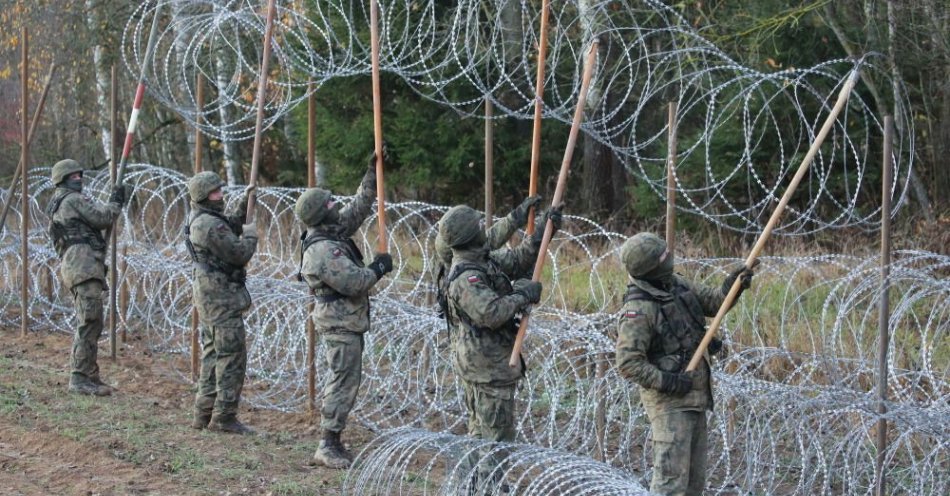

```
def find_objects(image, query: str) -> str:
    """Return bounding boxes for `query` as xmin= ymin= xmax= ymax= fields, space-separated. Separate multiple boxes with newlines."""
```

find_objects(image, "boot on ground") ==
xmin=207 ymin=415 xmax=256 ymax=435
xmin=89 ymin=376 xmax=117 ymax=395
xmin=68 ymin=376 xmax=111 ymax=397
xmin=191 ymin=410 xmax=212 ymax=430
xmin=313 ymin=429 xmax=351 ymax=469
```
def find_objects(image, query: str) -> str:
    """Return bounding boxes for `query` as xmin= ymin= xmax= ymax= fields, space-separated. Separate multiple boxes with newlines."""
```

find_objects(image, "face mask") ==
xmin=63 ymin=179 xmax=83 ymax=193
xmin=322 ymin=207 xmax=340 ymax=226
xmin=201 ymin=199 xmax=225 ymax=212
xmin=642 ymin=251 xmax=674 ymax=289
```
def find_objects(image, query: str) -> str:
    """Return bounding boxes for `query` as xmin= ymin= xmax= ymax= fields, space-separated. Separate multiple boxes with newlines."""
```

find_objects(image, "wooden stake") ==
xmin=509 ymin=42 xmax=598 ymax=367
xmin=244 ymin=0 xmax=278 ymax=221
xmin=665 ymin=101 xmax=678 ymax=250
xmin=306 ymin=78 xmax=317 ymax=419
xmin=685 ymin=68 xmax=862 ymax=372
xmin=191 ymin=72 xmax=205 ymax=382
xmin=369 ymin=0 xmax=388 ymax=252
xmin=874 ymin=115 xmax=894 ymax=496
xmin=526 ymin=0 xmax=551 ymax=236
xmin=110 ymin=64 xmax=118 ymax=360
xmin=20 ymin=26 xmax=29 ymax=338
xmin=485 ymin=97 xmax=494 ymax=227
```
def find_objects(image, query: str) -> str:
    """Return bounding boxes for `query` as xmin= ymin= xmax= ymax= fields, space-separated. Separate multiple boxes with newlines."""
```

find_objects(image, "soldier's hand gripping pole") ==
xmin=369 ymin=0 xmax=388 ymax=252
xmin=685 ymin=64 xmax=863 ymax=372
xmin=509 ymin=41 xmax=599 ymax=368
xmin=244 ymin=0 xmax=278 ymax=223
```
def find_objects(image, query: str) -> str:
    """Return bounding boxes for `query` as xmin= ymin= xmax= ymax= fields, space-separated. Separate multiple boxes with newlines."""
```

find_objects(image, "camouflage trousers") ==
xmin=647 ymin=410 xmax=708 ymax=496
xmin=320 ymin=331 xmax=363 ymax=433
xmin=461 ymin=381 xmax=516 ymax=493
xmin=70 ymin=280 xmax=104 ymax=383
xmin=194 ymin=318 xmax=247 ymax=419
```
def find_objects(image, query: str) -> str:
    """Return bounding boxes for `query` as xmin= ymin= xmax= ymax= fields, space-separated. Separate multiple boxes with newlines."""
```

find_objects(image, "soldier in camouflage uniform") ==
xmin=295 ymin=152 xmax=393 ymax=469
xmin=185 ymin=171 xmax=258 ymax=435
xmin=615 ymin=232 xmax=753 ymax=496
xmin=46 ymin=159 xmax=131 ymax=396
xmin=439 ymin=203 xmax=561 ymax=493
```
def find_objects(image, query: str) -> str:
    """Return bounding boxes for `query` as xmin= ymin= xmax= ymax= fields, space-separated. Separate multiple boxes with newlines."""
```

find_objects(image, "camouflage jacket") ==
xmin=47 ymin=187 xmax=120 ymax=290
xmin=615 ymin=275 xmax=725 ymax=414
xmin=188 ymin=199 xmax=256 ymax=324
xmin=446 ymin=239 xmax=538 ymax=386
xmin=300 ymin=175 xmax=377 ymax=334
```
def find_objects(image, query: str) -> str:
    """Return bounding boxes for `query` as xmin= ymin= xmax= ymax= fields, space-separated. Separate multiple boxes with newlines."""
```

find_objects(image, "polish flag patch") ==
xmin=332 ymin=248 xmax=343 ymax=257
xmin=625 ymin=311 xmax=643 ymax=319
xmin=467 ymin=275 xmax=481 ymax=283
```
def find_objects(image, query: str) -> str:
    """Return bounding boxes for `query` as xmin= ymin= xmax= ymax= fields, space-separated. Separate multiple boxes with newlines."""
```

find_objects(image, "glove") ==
xmin=109 ymin=185 xmax=127 ymax=207
xmin=236 ymin=184 xmax=255 ymax=211
xmin=242 ymin=223 xmax=258 ymax=239
xmin=369 ymin=253 xmax=393 ymax=280
xmin=531 ymin=204 xmax=563 ymax=245
xmin=658 ymin=372 xmax=693 ymax=397
xmin=510 ymin=195 xmax=542 ymax=226
xmin=366 ymin=142 xmax=391 ymax=170
xmin=722 ymin=265 xmax=754 ymax=297
xmin=708 ymin=337 xmax=725 ymax=357
xmin=512 ymin=279 xmax=542 ymax=304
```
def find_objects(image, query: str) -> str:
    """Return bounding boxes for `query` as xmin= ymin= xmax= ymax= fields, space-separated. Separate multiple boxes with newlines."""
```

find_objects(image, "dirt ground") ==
xmin=0 ymin=327 xmax=377 ymax=495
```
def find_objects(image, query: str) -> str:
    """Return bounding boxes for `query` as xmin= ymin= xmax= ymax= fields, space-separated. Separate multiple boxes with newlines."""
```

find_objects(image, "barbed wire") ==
xmin=0 ymin=165 xmax=946 ymax=494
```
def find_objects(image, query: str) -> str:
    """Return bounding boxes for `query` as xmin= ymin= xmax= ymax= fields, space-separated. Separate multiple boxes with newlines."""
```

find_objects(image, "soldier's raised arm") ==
xmin=493 ymin=206 xmax=563 ymax=279
xmin=338 ymin=151 xmax=379 ymax=238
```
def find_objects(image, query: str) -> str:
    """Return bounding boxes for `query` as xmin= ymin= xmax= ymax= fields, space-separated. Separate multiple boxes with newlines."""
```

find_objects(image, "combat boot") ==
xmin=207 ymin=414 xmax=257 ymax=435
xmin=68 ymin=376 xmax=111 ymax=397
xmin=313 ymin=429 xmax=351 ymax=469
xmin=191 ymin=410 xmax=212 ymax=430
xmin=89 ymin=376 xmax=117 ymax=395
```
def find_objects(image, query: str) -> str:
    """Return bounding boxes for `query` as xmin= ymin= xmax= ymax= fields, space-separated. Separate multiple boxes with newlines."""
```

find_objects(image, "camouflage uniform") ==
xmin=615 ymin=232 xmax=750 ymax=496
xmin=186 ymin=173 xmax=257 ymax=432
xmin=297 ymin=165 xmax=391 ymax=468
xmin=46 ymin=159 xmax=124 ymax=396
xmin=441 ymin=205 xmax=546 ymax=492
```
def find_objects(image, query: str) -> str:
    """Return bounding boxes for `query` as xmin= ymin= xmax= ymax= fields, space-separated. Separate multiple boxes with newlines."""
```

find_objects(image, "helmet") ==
xmin=438 ymin=205 xmax=483 ymax=248
xmin=294 ymin=188 xmax=334 ymax=226
xmin=51 ymin=159 xmax=83 ymax=185
xmin=188 ymin=171 xmax=226 ymax=202
xmin=620 ymin=232 xmax=667 ymax=277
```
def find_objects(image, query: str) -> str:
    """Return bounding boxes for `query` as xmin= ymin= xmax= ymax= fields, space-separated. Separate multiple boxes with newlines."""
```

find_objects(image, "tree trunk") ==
xmin=85 ymin=0 xmax=112 ymax=162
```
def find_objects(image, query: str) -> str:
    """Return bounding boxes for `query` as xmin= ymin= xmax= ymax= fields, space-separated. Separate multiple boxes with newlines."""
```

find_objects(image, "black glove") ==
xmin=658 ymin=372 xmax=693 ymax=397
xmin=531 ymin=204 xmax=563 ymax=245
xmin=512 ymin=279 xmax=542 ymax=304
xmin=109 ymin=185 xmax=127 ymax=207
xmin=708 ymin=337 xmax=725 ymax=356
xmin=368 ymin=253 xmax=393 ymax=280
xmin=366 ymin=142 xmax=392 ymax=169
xmin=722 ymin=265 xmax=754 ymax=297
xmin=510 ymin=195 xmax=542 ymax=226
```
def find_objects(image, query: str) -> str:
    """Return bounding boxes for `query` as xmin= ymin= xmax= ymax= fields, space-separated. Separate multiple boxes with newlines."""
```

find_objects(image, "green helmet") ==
xmin=620 ymin=232 xmax=668 ymax=277
xmin=294 ymin=188 xmax=334 ymax=226
xmin=51 ymin=159 xmax=83 ymax=185
xmin=438 ymin=205 xmax=483 ymax=248
xmin=188 ymin=171 xmax=225 ymax=202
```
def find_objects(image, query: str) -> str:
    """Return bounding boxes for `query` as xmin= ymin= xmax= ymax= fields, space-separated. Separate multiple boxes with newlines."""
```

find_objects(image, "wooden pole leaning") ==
xmin=525 ymin=0 xmax=551 ymax=236
xmin=306 ymin=79 xmax=317 ymax=419
xmin=110 ymin=65 xmax=119 ymax=360
xmin=484 ymin=97 xmax=494 ymax=228
xmin=665 ymin=101 xmax=678 ymax=250
xmin=19 ymin=27 xmax=29 ymax=338
xmin=244 ymin=0 xmax=278 ymax=221
xmin=685 ymin=67 xmax=862 ymax=372
xmin=874 ymin=115 xmax=894 ymax=496
xmin=369 ymin=0 xmax=388 ymax=252
xmin=190 ymin=72 xmax=205 ymax=382
xmin=509 ymin=41 xmax=598 ymax=367
xmin=0 ymin=62 xmax=56 ymax=234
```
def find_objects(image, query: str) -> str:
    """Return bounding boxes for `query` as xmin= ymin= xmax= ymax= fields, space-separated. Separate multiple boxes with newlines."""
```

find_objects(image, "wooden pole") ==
xmin=306 ymin=79 xmax=317 ymax=419
xmin=244 ymin=0 xmax=278 ymax=221
xmin=191 ymin=72 xmax=205 ymax=382
xmin=484 ymin=97 xmax=494 ymax=228
xmin=0 ymin=62 xmax=56 ymax=233
xmin=120 ymin=244 xmax=128 ymax=342
xmin=665 ymin=101 xmax=678 ymax=250
xmin=874 ymin=115 xmax=894 ymax=496
xmin=525 ymin=0 xmax=551 ymax=236
xmin=686 ymin=67 xmax=862 ymax=372
xmin=110 ymin=65 xmax=118 ymax=360
xmin=369 ymin=0 xmax=388 ymax=252
xmin=19 ymin=26 xmax=29 ymax=338
xmin=509 ymin=42 xmax=598 ymax=367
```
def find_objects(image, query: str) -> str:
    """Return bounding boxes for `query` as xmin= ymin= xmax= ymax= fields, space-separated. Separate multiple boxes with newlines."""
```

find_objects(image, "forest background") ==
xmin=0 ymin=0 xmax=947 ymax=252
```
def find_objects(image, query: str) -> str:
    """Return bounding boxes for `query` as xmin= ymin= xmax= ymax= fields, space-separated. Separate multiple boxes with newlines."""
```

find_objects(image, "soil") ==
xmin=0 ymin=327 xmax=375 ymax=495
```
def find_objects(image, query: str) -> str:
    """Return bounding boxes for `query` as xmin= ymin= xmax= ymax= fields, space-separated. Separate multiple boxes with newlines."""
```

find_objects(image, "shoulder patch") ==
xmin=216 ymin=223 xmax=229 ymax=231
xmin=624 ymin=310 xmax=643 ymax=319
xmin=466 ymin=274 xmax=481 ymax=283
xmin=332 ymin=248 xmax=343 ymax=257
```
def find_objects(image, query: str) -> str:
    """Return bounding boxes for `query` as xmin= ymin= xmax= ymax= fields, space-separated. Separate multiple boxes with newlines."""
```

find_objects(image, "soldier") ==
xmin=46 ymin=159 xmax=131 ymax=396
xmin=439 ymin=203 xmax=561 ymax=492
xmin=615 ymin=232 xmax=753 ymax=496
xmin=185 ymin=171 xmax=257 ymax=434
xmin=295 ymin=152 xmax=393 ymax=469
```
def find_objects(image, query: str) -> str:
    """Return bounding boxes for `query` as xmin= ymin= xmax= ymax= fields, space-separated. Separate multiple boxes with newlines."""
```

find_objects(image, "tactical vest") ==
xmin=46 ymin=190 xmax=106 ymax=258
xmin=443 ymin=259 xmax=518 ymax=336
xmin=184 ymin=210 xmax=247 ymax=284
xmin=623 ymin=280 xmax=707 ymax=373
xmin=298 ymin=230 xmax=364 ymax=302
